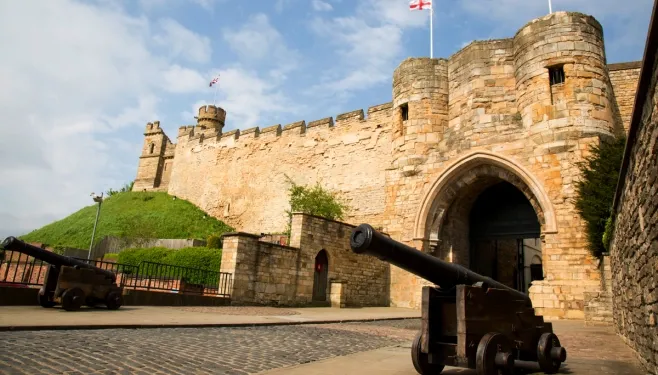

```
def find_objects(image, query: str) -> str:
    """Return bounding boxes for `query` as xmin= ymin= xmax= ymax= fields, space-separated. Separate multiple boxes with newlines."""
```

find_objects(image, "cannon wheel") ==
xmin=475 ymin=332 xmax=515 ymax=375
xmin=537 ymin=332 xmax=566 ymax=374
xmin=411 ymin=331 xmax=445 ymax=374
xmin=105 ymin=291 xmax=123 ymax=310
xmin=61 ymin=288 xmax=85 ymax=311
xmin=37 ymin=290 xmax=55 ymax=308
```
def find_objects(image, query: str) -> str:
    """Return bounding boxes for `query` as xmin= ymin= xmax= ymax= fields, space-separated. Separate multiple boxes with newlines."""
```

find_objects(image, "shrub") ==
xmin=574 ymin=136 xmax=626 ymax=258
xmin=116 ymin=246 xmax=222 ymax=285
xmin=206 ymin=235 xmax=222 ymax=249
xmin=283 ymin=175 xmax=350 ymax=236
xmin=103 ymin=253 xmax=119 ymax=262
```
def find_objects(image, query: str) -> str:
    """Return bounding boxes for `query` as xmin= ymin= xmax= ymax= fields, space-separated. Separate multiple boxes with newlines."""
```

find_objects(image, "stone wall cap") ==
xmin=607 ymin=61 xmax=642 ymax=71
xmin=220 ymin=232 xmax=261 ymax=239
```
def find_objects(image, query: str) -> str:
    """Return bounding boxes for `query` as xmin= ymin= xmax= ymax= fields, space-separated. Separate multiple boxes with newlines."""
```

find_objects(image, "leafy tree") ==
xmin=106 ymin=181 xmax=135 ymax=197
xmin=574 ymin=136 xmax=626 ymax=258
xmin=283 ymin=175 xmax=350 ymax=236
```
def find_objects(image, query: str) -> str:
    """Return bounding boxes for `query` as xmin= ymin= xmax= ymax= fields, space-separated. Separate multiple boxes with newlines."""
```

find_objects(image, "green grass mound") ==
xmin=19 ymin=192 xmax=233 ymax=249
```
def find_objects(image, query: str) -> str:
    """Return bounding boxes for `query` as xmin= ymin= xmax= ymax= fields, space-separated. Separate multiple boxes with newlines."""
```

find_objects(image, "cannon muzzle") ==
xmin=1 ymin=236 xmax=116 ymax=282
xmin=350 ymin=224 xmax=531 ymax=306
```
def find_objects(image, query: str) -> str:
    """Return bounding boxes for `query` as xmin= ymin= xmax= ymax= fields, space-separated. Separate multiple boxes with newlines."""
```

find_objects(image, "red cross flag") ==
xmin=409 ymin=0 xmax=432 ymax=10
xmin=409 ymin=0 xmax=435 ymax=58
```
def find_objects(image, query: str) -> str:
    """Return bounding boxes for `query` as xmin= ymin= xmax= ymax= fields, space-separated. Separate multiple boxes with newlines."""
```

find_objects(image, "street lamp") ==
xmin=88 ymin=192 xmax=104 ymax=260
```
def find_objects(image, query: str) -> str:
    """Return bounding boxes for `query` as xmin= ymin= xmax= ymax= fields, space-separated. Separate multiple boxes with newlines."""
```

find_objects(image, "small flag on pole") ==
xmin=409 ymin=0 xmax=434 ymax=58
xmin=209 ymin=74 xmax=220 ymax=106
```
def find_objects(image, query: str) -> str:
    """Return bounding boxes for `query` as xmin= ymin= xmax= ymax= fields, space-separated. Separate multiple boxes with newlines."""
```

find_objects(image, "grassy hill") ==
xmin=20 ymin=192 xmax=234 ymax=249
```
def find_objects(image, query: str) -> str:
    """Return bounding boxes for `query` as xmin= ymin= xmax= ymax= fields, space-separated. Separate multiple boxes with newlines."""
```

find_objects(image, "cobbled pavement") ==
xmin=0 ymin=320 xmax=417 ymax=375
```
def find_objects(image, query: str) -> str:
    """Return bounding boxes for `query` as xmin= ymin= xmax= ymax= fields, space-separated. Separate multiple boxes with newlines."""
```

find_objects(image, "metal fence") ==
xmin=0 ymin=249 xmax=231 ymax=298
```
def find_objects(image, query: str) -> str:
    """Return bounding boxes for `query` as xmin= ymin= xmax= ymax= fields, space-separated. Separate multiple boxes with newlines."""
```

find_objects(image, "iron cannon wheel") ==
xmin=61 ymin=288 xmax=85 ymax=311
xmin=475 ymin=332 xmax=515 ymax=375
xmin=105 ymin=291 xmax=123 ymax=310
xmin=411 ymin=331 xmax=445 ymax=374
xmin=37 ymin=290 xmax=55 ymax=308
xmin=537 ymin=332 xmax=566 ymax=374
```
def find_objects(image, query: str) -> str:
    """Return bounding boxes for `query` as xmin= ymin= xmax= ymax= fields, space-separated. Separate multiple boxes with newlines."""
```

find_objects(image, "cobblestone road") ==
xmin=0 ymin=320 xmax=415 ymax=375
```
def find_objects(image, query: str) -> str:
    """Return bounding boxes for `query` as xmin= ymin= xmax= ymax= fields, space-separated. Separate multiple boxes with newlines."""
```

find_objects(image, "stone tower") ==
xmin=133 ymin=121 xmax=175 ymax=191
xmin=195 ymin=104 xmax=226 ymax=132
xmin=513 ymin=11 xmax=623 ymax=146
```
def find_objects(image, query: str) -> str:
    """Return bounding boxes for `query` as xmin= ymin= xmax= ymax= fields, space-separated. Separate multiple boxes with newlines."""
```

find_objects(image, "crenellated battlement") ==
xmin=174 ymin=102 xmax=393 ymax=148
xmin=144 ymin=120 xmax=164 ymax=134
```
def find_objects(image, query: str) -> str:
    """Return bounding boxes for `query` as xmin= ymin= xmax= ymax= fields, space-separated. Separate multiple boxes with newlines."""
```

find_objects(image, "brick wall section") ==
xmin=608 ymin=62 xmax=642 ymax=132
xmin=583 ymin=256 xmax=613 ymax=325
xmin=609 ymin=20 xmax=658 ymax=373
xmin=220 ymin=213 xmax=389 ymax=307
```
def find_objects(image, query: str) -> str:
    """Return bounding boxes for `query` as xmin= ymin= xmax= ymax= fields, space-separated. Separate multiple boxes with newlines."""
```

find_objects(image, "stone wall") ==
xmin=220 ymin=213 xmax=389 ymax=307
xmin=166 ymin=104 xmax=393 ymax=235
xmin=609 ymin=62 xmax=642 ymax=132
xmin=609 ymin=10 xmax=658 ymax=373
xmin=583 ymin=255 xmax=613 ymax=325
xmin=91 ymin=235 xmax=206 ymax=259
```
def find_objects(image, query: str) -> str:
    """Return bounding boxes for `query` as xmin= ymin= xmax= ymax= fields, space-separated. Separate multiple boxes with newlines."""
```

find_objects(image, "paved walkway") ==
xmin=0 ymin=317 xmax=645 ymax=374
xmin=0 ymin=305 xmax=420 ymax=330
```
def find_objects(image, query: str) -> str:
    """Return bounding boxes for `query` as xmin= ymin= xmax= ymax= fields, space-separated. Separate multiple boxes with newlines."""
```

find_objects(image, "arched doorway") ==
xmin=312 ymin=250 xmax=329 ymax=301
xmin=414 ymin=152 xmax=556 ymax=294
xmin=469 ymin=181 xmax=541 ymax=293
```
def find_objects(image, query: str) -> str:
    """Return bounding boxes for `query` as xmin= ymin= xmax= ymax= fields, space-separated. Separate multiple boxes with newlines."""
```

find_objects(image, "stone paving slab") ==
xmin=0 ymin=318 xmax=646 ymax=374
xmin=0 ymin=306 xmax=420 ymax=331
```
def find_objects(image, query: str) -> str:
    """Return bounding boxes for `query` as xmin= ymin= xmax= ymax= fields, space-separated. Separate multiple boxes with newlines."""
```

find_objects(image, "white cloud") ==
xmin=312 ymin=0 xmax=333 ymax=12
xmin=161 ymin=65 xmax=208 ymax=93
xmin=183 ymin=65 xmax=302 ymax=131
xmin=0 ymin=0 xmax=214 ymax=239
xmin=306 ymin=0 xmax=429 ymax=97
xmin=222 ymin=13 xmax=302 ymax=82
xmin=153 ymin=18 xmax=212 ymax=64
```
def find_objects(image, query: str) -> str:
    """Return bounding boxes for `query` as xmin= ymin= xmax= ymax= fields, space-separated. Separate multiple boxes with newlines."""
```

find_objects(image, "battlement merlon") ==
xmin=144 ymin=120 xmax=164 ymax=135
xmin=174 ymin=102 xmax=393 ymax=143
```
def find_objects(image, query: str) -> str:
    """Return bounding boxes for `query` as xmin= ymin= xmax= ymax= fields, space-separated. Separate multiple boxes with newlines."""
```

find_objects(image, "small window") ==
xmin=548 ymin=66 xmax=565 ymax=85
xmin=149 ymin=143 xmax=155 ymax=154
xmin=400 ymin=103 xmax=409 ymax=121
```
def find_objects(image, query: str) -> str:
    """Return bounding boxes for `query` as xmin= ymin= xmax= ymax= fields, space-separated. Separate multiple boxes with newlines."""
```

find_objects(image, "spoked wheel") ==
xmin=476 ymin=332 xmax=515 ymax=375
xmin=537 ymin=333 xmax=566 ymax=374
xmin=105 ymin=291 xmax=123 ymax=310
xmin=411 ymin=331 xmax=445 ymax=374
xmin=37 ymin=289 xmax=56 ymax=308
xmin=61 ymin=288 xmax=85 ymax=311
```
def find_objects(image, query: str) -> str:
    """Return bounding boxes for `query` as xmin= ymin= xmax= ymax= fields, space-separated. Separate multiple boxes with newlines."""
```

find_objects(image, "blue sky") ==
xmin=0 ymin=0 xmax=653 ymax=239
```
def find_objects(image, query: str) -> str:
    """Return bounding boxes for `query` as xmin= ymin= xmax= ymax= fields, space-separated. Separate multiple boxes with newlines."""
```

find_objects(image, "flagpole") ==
xmin=213 ymin=82 xmax=218 ymax=107
xmin=430 ymin=6 xmax=434 ymax=58
xmin=548 ymin=0 xmax=552 ymax=13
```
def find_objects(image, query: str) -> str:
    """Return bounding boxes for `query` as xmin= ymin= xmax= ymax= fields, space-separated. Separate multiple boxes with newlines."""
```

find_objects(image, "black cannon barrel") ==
xmin=350 ymin=224 xmax=532 ymax=305
xmin=1 ymin=236 xmax=116 ymax=282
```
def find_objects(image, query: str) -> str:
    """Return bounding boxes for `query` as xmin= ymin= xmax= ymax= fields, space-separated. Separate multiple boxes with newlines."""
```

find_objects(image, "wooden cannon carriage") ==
xmin=350 ymin=224 xmax=567 ymax=375
xmin=1 ymin=237 xmax=123 ymax=311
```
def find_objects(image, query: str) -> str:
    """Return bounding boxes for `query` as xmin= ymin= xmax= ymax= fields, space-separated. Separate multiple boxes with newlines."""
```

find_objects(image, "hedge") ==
xmin=115 ymin=246 xmax=222 ymax=285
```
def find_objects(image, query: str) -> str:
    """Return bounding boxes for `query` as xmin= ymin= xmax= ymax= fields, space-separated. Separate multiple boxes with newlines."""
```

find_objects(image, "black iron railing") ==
xmin=0 ymin=250 xmax=49 ymax=287
xmin=123 ymin=261 xmax=232 ymax=297
xmin=0 ymin=250 xmax=232 ymax=298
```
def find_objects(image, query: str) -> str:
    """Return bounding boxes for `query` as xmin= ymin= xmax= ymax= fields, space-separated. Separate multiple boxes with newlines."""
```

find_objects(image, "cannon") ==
xmin=1 ymin=236 xmax=123 ymax=311
xmin=350 ymin=224 xmax=567 ymax=375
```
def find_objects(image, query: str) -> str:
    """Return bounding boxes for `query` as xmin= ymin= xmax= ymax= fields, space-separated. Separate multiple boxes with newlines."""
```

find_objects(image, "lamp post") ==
xmin=88 ymin=192 xmax=104 ymax=260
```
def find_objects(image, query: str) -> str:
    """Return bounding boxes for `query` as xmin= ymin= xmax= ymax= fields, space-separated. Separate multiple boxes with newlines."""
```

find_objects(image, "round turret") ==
xmin=391 ymin=58 xmax=448 ymax=175
xmin=196 ymin=104 xmax=226 ymax=130
xmin=513 ymin=11 xmax=621 ymax=146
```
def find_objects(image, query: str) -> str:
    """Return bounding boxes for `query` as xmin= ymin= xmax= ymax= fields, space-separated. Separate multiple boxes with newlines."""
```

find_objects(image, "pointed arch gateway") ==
xmin=413 ymin=151 xmax=558 ymax=293
xmin=312 ymin=250 xmax=329 ymax=301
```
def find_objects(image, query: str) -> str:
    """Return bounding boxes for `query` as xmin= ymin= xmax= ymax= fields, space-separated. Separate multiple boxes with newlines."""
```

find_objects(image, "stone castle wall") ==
xmin=134 ymin=11 xmax=643 ymax=318
xmin=609 ymin=17 xmax=658 ymax=373
xmin=608 ymin=62 xmax=642 ymax=132
xmin=219 ymin=213 xmax=389 ymax=307
xmin=165 ymin=104 xmax=393 ymax=234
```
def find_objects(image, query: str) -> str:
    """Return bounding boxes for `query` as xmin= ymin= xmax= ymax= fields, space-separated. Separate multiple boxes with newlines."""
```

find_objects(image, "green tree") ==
xmin=106 ymin=181 xmax=135 ymax=197
xmin=574 ymin=136 xmax=626 ymax=258
xmin=283 ymin=175 xmax=350 ymax=236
